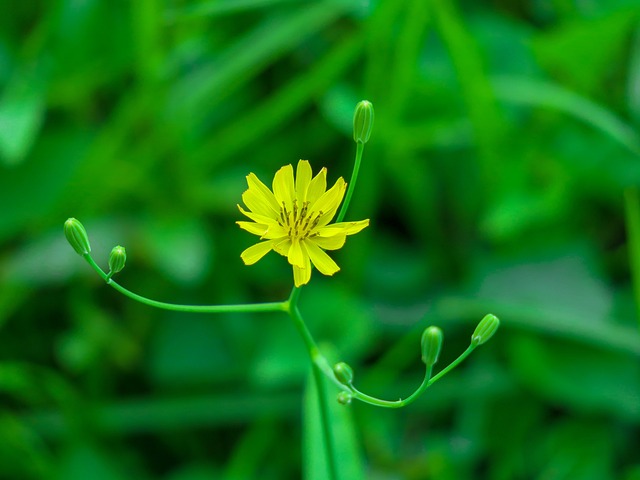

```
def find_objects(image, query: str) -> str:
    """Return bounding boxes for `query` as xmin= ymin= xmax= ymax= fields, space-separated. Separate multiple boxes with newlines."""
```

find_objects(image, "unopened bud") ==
xmin=64 ymin=218 xmax=91 ymax=255
xmin=471 ymin=314 xmax=500 ymax=346
xmin=421 ymin=326 xmax=443 ymax=366
xmin=353 ymin=100 xmax=374 ymax=144
xmin=108 ymin=246 xmax=127 ymax=274
xmin=333 ymin=362 xmax=354 ymax=386
xmin=337 ymin=391 xmax=352 ymax=405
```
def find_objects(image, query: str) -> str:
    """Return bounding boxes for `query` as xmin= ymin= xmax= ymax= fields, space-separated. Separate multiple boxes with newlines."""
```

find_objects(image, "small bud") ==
xmin=333 ymin=362 xmax=354 ymax=386
xmin=421 ymin=326 xmax=443 ymax=366
xmin=64 ymin=218 xmax=91 ymax=255
xmin=471 ymin=314 xmax=500 ymax=346
xmin=108 ymin=245 xmax=127 ymax=274
xmin=337 ymin=391 xmax=352 ymax=405
xmin=353 ymin=100 xmax=374 ymax=144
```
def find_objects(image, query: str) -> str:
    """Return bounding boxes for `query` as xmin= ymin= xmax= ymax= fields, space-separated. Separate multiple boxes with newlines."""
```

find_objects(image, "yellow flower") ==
xmin=237 ymin=160 xmax=369 ymax=287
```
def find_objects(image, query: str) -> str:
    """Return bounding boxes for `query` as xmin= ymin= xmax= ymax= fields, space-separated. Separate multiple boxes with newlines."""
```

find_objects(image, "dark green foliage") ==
xmin=1 ymin=0 xmax=640 ymax=478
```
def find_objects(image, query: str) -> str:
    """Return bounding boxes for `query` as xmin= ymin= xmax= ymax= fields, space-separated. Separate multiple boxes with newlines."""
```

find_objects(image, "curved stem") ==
xmin=83 ymin=254 xmax=287 ymax=314
xmin=287 ymin=304 xmax=344 ymax=388
xmin=336 ymin=142 xmax=365 ymax=223
xmin=349 ymin=366 xmax=432 ymax=408
xmin=427 ymin=344 xmax=476 ymax=386
xmin=349 ymin=344 xmax=477 ymax=408
xmin=288 ymin=286 xmax=302 ymax=308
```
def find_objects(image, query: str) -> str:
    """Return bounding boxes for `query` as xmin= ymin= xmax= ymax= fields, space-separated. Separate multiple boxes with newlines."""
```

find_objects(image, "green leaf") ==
xmin=494 ymin=75 xmax=640 ymax=154
xmin=509 ymin=334 xmax=640 ymax=421
xmin=533 ymin=9 xmax=638 ymax=95
xmin=0 ymin=63 xmax=47 ymax=165
xmin=303 ymin=357 xmax=364 ymax=480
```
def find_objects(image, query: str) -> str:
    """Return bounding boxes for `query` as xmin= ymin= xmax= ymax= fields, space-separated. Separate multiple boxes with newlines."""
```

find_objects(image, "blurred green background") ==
xmin=2 ymin=0 xmax=640 ymax=478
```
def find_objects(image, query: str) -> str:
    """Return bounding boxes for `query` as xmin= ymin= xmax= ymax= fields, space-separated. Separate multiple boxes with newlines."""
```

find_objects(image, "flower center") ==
xmin=278 ymin=200 xmax=322 ymax=240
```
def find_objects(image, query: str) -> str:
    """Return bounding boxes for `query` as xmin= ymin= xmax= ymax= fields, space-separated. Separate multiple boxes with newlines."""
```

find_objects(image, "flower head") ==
xmin=237 ymin=160 xmax=369 ymax=287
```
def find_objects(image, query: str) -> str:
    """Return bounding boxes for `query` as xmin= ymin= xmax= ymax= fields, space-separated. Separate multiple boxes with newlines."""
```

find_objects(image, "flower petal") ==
xmin=272 ymin=164 xmax=295 ymax=210
xmin=304 ymin=240 xmax=340 ymax=276
xmin=306 ymin=167 xmax=327 ymax=205
xmin=261 ymin=225 xmax=288 ymax=240
xmin=293 ymin=252 xmax=312 ymax=287
xmin=272 ymin=238 xmax=291 ymax=256
xmin=240 ymin=241 xmax=274 ymax=265
xmin=287 ymin=237 xmax=305 ymax=267
xmin=310 ymin=177 xmax=346 ymax=227
xmin=242 ymin=189 xmax=277 ymax=218
xmin=246 ymin=173 xmax=280 ymax=213
xmin=237 ymin=221 xmax=269 ymax=237
xmin=313 ymin=234 xmax=346 ymax=250
xmin=296 ymin=160 xmax=312 ymax=204
xmin=238 ymin=205 xmax=280 ymax=226
xmin=317 ymin=219 xmax=369 ymax=237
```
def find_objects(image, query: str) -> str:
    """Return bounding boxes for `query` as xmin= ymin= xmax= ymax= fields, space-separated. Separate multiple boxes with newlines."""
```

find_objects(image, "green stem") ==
xmin=350 ymin=365 xmax=432 ymax=408
xmin=350 ymin=344 xmax=476 ymax=408
xmin=288 ymin=285 xmax=302 ymax=309
xmin=83 ymin=254 xmax=286 ymax=314
xmin=426 ymin=344 xmax=476 ymax=385
xmin=286 ymin=299 xmax=340 ymax=480
xmin=336 ymin=141 xmax=365 ymax=223
xmin=287 ymin=304 xmax=343 ymax=387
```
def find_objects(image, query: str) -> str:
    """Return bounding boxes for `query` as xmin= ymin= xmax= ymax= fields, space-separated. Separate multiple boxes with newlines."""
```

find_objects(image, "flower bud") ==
xmin=333 ymin=362 xmax=354 ymax=386
xmin=64 ymin=218 xmax=91 ymax=255
xmin=353 ymin=100 xmax=374 ymax=144
xmin=108 ymin=245 xmax=127 ymax=274
xmin=421 ymin=326 xmax=443 ymax=366
xmin=337 ymin=391 xmax=352 ymax=405
xmin=471 ymin=314 xmax=500 ymax=346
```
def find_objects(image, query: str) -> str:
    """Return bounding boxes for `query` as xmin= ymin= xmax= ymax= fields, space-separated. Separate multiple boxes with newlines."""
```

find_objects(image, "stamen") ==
xmin=310 ymin=211 xmax=323 ymax=230
xmin=281 ymin=202 xmax=290 ymax=226
xmin=300 ymin=201 xmax=309 ymax=220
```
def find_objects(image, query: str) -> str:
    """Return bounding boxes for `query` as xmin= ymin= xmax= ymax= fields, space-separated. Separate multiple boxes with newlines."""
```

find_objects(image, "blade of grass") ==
xmin=223 ymin=419 xmax=281 ymax=480
xmin=303 ymin=364 xmax=364 ymax=480
xmin=167 ymin=0 xmax=356 ymax=129
xmin=624 ymin=187 xmax=640 ymax=330
xmin=191 ymin=33 xmax=363 ymax=171
xmin=387 ymin=0 xmax=429 ymax=120
xmin=625 ymin=24 xmax=640 ymax=332
xmin=363 ymin=0 xmax=404 ymax=100
xmin=625 ymin=23 xmax=640 ymax=126
xmin=131 ymin=0 xmax=163 ymax=84
xmin=165 ymin=0 xmax=304 ymax=22
xmin=23 ymin=391 xmax=300 ymax=438
xmin=430 ymin=0 xmax=506 ymax=194
xmin=493 ymin=75 xmax=640 ymax=155
xmin=432 ymin=296 xmax=640 ymax=357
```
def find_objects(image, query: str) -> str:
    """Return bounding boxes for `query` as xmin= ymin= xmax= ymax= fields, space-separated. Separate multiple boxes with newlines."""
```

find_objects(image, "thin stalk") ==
xmin=350 ymin=365 xmax=432 ymax=408
xmin=288 ymin=286 xmax=302 ymax=309
xmin=287 ymin=305 xmax=343 ymax=386
xmin=350 ymin=344 xmax=476 ymax=408
xmin=336 ymin=142 xmax=365 ymax=223
xmin=427 ymin=344 xmax=476 ymax=385
xmin=83 ymin=254 xmax=286 ymax=314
